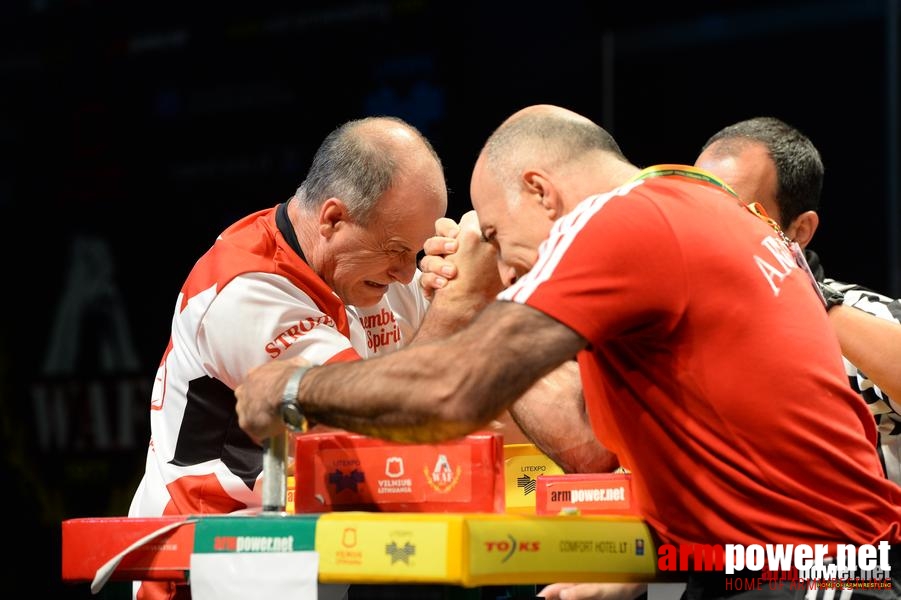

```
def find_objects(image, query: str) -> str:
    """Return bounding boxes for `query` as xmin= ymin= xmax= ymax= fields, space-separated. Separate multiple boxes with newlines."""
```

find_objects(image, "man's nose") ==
xmin=498 ymin=260 xmax=518 ymax=288
xmin=389 ymin=256 xmax=417 ymax=284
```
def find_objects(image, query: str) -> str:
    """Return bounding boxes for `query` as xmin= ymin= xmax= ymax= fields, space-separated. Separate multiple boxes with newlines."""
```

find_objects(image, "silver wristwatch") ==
xmin=280 ymin=365 xmax=311 ymax=432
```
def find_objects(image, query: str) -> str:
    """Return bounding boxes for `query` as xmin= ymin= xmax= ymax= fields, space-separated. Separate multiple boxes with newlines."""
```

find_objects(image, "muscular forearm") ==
xmin=301 ymin=340 xmax=483 ymax=441
xmin=298 ymin=302 xmax=585 ymax=443
xmin=510 ymin=361 xmax=619 ymax=473
xmin=412 ymin=293 xmax=492 ymax=342
xmin=829 ymin=304 xmax=901 ymax=400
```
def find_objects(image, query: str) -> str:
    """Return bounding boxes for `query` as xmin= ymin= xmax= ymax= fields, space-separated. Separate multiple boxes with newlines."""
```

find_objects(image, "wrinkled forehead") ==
xmin=400 ymin=211 xmax=446 ymax=251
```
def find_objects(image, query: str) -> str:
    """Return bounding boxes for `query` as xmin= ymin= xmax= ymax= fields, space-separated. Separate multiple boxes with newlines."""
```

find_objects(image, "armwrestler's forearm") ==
xmin=299 ymin=301 xmax=585 ymax=443
xmin=830 ymin=304 xmax=901 ymax=400
xmin=510 ymin=361 xmax=619 ymax=473
xmin=412 ymin=293 xmax=490 ymax=342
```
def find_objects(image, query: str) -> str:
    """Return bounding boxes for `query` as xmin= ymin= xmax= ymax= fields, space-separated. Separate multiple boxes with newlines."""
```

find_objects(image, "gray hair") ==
xmin=295 ymin=116 xmax=442 ymax=224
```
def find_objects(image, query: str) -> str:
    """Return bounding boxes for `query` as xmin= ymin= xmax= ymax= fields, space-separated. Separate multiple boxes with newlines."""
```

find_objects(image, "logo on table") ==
xmin=424 ymin=453 xmax=461 ymax=493
xmin=484 ymin=534 xmax=541 ymax=563
xmin=385 ymin=456 xmax=404 ymax=478
xmin=385 ymin=541 xmax=416 ymax=564
xmin=342 ymin=528 xmax=357 ymax=548
xmin=378 ymin=456 xmax=413 ymax=494
xmin=328 ymin=469 xmax=365 ymax=493
xmin=335 ymin=527 xmax=363 ymax=566
xmin=516 ymin=474 xmax=536 ymax=496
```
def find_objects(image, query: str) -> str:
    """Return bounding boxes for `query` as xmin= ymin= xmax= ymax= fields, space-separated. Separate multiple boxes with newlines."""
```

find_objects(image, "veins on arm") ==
xmin=508 ymin=361 xmax=620 ymax=473
xmin=298 ymin=301 xmax=586 ymax=443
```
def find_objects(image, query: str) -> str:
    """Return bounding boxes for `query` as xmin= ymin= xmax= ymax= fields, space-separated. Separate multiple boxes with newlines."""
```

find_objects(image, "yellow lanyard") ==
xmin=632 ymin=164 xmax=824 ymax=304
xmin=632 ymin=164 xmax=792 ymax=246
xmin=631 ymin=164 xmax=739 ymax=197
xmin=743 ymin=201 xmax=794 ymax=246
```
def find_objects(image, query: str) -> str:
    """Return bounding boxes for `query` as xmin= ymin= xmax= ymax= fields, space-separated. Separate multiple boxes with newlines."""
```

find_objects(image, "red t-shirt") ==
xmin=500 ymin=168 xmax=901 ymax=549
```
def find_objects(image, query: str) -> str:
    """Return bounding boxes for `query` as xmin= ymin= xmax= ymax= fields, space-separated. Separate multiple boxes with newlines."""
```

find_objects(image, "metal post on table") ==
xmin=262 ymin=431 xmax=288 ymax=513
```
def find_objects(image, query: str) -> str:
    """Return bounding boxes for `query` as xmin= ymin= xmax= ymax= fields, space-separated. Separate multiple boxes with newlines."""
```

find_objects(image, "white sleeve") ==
xmin=828 ymin=279 xmax=901 ymax=429
xmin=388 ymin=270 xmax=431 ymax=331
xmin=196 ymin=272 xmax=356 ymax=390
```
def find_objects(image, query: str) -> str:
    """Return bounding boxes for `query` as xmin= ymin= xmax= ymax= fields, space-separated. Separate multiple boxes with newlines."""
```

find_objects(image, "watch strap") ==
xmin=281 ymin=365 xmax=310 ymax=432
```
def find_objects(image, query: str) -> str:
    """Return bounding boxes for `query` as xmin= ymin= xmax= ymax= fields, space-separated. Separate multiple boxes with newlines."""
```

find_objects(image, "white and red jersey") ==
xmin=128 ymin=203 xmax=428 ymax=519
xmin=499 ymin=166 xmax=901 ymax=550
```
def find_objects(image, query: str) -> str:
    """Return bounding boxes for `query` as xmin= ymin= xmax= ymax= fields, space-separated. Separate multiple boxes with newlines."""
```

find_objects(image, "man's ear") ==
xmin=786 ymin=210 xmax=819 ymax=249
xmin=523 ymin=170 xmax=561 ymax=220
xmin=319 ymin=198 xmax=348 ymax=239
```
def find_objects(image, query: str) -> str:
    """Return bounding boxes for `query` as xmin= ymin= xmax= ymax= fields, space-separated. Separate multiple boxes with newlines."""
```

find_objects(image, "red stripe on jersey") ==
xmin=326 ymin=346 xmax=362 ymax=364
xmin=178 ymin=206 xmax=351 ymax=337
xmin=164 ymin=473 xmax=247 ymax=515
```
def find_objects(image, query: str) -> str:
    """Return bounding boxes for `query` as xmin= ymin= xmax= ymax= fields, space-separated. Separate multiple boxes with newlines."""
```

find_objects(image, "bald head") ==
xmin=296 ymin=116 xmax=446 ymax=223
xmin=479 ymin=104 xmax=626 ymax=193
xmin=292 ymin=115 xmax=448 ymax=307
xmin=469 ymin=104 xmax=638 ymax=286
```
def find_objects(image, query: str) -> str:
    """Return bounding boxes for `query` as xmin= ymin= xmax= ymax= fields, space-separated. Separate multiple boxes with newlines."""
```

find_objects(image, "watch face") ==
xmin=281 ymin=402 xmax=306 ymax=431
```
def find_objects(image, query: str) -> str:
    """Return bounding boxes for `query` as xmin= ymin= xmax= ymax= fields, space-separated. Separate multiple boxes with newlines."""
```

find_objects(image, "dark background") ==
xmin=0 ymin=1 xmax=898 ymax=597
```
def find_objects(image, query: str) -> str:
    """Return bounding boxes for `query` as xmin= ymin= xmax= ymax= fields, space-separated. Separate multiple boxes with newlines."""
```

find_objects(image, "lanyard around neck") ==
xmin=631 ymin=164 xmax=739 ymax=198
xmin=631 ymin=164 xmax=791 ymax=244
xmin=743 ymin=201 xmax=793 ymax=245
xmin=631 ymin=163 xmax=823 ymax=304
